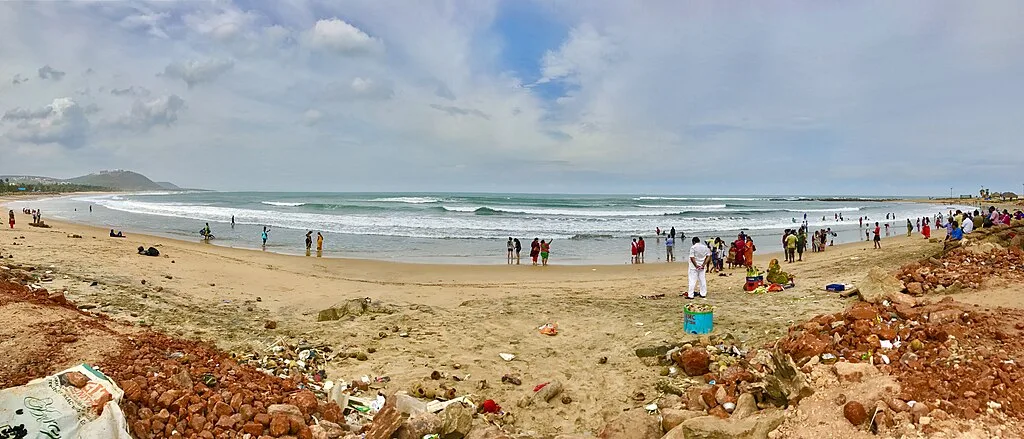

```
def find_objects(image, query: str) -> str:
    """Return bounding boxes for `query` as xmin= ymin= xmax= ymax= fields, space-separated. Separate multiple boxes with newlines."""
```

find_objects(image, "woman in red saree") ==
xmin=744 ymin=236 xmax=756 ymax=268
xmin=733 ymin=236 xmax=746 ymax=267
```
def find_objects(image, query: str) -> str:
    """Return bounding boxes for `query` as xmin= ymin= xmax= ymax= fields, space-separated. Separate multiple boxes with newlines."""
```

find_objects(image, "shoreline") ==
xmin=4 ymin=193 xmax=959 ymax=267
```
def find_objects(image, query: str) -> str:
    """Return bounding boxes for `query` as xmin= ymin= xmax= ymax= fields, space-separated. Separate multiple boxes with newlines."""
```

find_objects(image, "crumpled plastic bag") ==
xmin=0 ymin=364 xmax=130 ymax=438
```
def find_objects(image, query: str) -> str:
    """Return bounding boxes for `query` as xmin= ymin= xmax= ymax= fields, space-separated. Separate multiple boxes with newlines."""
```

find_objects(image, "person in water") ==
xmin=540 ymin=239 xmax=551 ymax=266
xmin=317 ymin=232 xmax=324 ymax=251
xmin=262 ymin=226 xmax=269 ymax=249
xmin=305 ymin=231 xmax=313 ymax=252
xmin=513 ymin=238 xmax=522 ymax=265
xmin=507 ymin=237 xmax=515 ymax=264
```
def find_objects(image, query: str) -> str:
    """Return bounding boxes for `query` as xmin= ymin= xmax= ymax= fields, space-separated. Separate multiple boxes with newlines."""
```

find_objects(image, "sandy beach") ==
xmin=0 ymin=199 xmax=957 ymax=435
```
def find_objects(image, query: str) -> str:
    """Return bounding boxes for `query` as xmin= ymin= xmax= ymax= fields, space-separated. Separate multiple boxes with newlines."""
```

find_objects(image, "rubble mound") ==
xmin=896 ymin=247 xmax=1024 ymax=295
xmin=779 ymin=297 xmax=1024 ymax=422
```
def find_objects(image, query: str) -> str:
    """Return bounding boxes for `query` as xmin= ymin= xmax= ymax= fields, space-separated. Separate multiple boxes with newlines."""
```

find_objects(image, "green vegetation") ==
xmin=0 ymin=178 xmax=109 ymax=194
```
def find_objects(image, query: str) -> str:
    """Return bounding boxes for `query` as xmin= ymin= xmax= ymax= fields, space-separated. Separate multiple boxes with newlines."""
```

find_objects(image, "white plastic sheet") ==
xmin=0 ymin=364 xmax=130 ymax=438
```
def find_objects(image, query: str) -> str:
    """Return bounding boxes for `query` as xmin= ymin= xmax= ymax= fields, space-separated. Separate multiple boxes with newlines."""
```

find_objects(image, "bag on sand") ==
xmin=0 ymin=364 xmax=131 ymax=438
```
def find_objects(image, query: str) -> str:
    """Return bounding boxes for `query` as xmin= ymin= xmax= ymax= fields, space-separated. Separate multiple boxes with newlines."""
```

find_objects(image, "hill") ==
xmin=155 ymin=181 xmax=181 ymax=190
xmin=67 ymin=170 xmax=168 ymax=191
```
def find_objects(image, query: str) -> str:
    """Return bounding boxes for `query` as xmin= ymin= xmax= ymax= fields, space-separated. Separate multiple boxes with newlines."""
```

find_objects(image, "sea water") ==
xmin=19 ymin=192 xmax=974 ymax=264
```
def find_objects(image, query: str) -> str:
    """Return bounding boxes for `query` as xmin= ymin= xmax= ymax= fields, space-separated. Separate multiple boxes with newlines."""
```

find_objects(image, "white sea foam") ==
xmin=370 ymin=197 xmax=442 ymax=204
xmin=261 ymin=201 xmax=306 ymax=207
xmin=441 ymin=205 xmax=728 ymax=216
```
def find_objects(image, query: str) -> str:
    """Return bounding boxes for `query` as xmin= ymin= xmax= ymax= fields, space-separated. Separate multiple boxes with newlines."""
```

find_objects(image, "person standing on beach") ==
xmin=530 ymin=238 xmax=540 ymax=265
xmin=316 ymin=232 xmax=324 ymax=256
xmin=906 ymin=219 xmax=913 ymax=237
xmin=744 ymin=236 xmax=756 ymax=267
xmin=873 ymin=222 xmax=882 ymax=249
xmin=786 ymin=231 xmax=798 ymax=263
xmin=670 ymin=227 xmax=676 ymax=238
xmin=637 ymin=237 xmax=646 ymax=263
xmin=513 ymin=238 xmax=522 ymax=264
xmin=507 ymin=237 xmax=515 ymax=264
xmin=261 ymin=227 xmax=269 ymax=249
xmin=796 ymin=228 xmax=806 ymax=261
xmin=540 ymin=240 xmax=550 ymax=266
xmin=631 ymin=239 xmax=638 ymax=264
xmin=665 ymin=235 xmax=675 ymax=262
xmin=733 ymin=234 xmax=746 ymax=267
xmin=8 ymin=210 xmax=14 ymax=229
xmin=686 ymin=237 xmax=711 ymax=299
xmin=305 ymin=231 xmax=313 ymax=255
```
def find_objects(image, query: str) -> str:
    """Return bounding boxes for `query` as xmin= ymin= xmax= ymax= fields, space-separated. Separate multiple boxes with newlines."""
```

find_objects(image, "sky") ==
xmin=1 ymin=1 xmax=1023 ymax=196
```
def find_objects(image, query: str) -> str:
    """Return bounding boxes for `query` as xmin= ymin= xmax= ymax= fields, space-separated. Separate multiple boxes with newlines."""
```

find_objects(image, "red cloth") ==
xmin=481 ymin=399 xmax=501 ymax=413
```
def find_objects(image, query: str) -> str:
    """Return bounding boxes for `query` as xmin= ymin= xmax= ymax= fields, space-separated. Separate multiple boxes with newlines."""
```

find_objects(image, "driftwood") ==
xmin=534 ymin=380 xmax=564 ymax=403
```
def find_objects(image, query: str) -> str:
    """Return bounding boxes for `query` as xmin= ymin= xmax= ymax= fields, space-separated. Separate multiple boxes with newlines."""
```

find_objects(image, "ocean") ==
xmin=18 ymin=192 xmax=973 ymax=264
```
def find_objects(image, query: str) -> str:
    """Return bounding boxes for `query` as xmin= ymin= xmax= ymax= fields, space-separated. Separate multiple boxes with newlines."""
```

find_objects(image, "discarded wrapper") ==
xmin=538 ymin=323 xmax=558 ymax=336
xmin=498 ymin=353 xmax=516 ymax=361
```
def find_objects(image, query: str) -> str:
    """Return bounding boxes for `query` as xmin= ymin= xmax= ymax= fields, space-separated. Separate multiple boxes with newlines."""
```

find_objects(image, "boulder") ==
xmin=439 ymin=402 xmax=473 ymax=439
xmin=666 ymin=409 xmax=785 ymax=439
xmin=761 ymin=350 xmax=814 ymax=407
xmin=396 ymin=413 xmax=442 ymax=439
xmin=675 ymin=348 xmax=712 ymax=377
xmin=844 ymin=302 xmax=879 ymax=321
xmin=857 ymin=267 xmax=905 ymax=304
xmin=660 ymin=409 xmax=704 ymax=432
xmin=731 ymin=393 xmax=759 ymax=419
xmin=598 ymin=410 xmax=661 ymax=439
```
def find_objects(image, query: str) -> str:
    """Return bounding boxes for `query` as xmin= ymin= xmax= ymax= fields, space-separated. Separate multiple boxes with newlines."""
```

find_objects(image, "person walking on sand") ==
xmin=261 ymin=226 xmax=270 ymax=249
xmin=686 ymin=237 xmax=711 ymax=299
xmin=513 ymin=238 xmax=522 ymax=264
xmin=507 ymin=237 xmax=515 ymax=264
xmin=665 ymin=234 xmax=675 ymax=262
xmin=873 ymin=222 xmax=882 ymax=249
xmin=907 ymin=219 xmax=913 ymax=237
xmin=530 ymin=238 xmax=540 ymax=265
xmin=637 ymin=237 xmax=646 ymax=263
xmin=540 ymin=239 xmax=551 ymax=266
xmin=631 ymin=238 xmax=639 ymax=264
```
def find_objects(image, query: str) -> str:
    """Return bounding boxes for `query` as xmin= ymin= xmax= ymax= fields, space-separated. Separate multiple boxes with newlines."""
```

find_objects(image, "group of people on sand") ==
xmin=304 ymin=230 xmax=324 ymax=256
xmin=728 ymin=233 xmax=757 ymax=268
xmin=505 ymin=237 xmax=550 ymax=266
xmin=934 ymin=207 xmax=1024 ymax=242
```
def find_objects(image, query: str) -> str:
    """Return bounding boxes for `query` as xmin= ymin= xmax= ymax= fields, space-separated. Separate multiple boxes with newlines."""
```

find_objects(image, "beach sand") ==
xmin=0 ymin=203 xmax=957 ymax=434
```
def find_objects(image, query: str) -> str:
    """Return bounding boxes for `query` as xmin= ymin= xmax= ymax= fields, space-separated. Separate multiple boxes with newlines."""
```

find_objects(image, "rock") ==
xmin=700 ymin=386 xmax=719 ymax=409
xmin=268 ymin=404 xmax=303 ymax=418
xmin=930 ymin=409 xmax=949 ymax=421
xmin=534 ymin=380 xmax=563 ymax=403
xmin=396 ymin=413 xmax=442 ymax=439
xmin=289 ymin=390 xmax=318 ymax=415
xmin=439 ymin=402 xmax=473 ymax=439
xmin=833 ymin=362 xmax=879 ymax=383
xmin=635 ymin=345 xmax=673 ymax=358
xmin=64 ymin=371 xmax=89 ymax=388
xmin=731 ymin=393 xmax=759 ymax=419
xmin=780 ymin=332 xmax=828 ymax=361
xmin=676 ymin=348 xmax=712 ymax=376
xmin=762 ymin=350 xmax=814 ymax=407
xmin=242 ymin=422 xmax=265 ymax=436
xmin=317 ymin=308 xmax=342 ymax=322
xmin=844 ymin=401 xmax=867 ymax=426
xmin=707 ymin=406 xmax=729 ymax=419
xmin=464 ymin=425 xmax=512 ymax=439
xmin=598 ymin=410 xmax=661 ymax=439
xmin=906 ymin=282 xmax=924 ymax=296
xmin=660 ymin=409 xmax=704 ymax=432
xmin=264 ymin=320 xmax=278 ymax=329
xmin=667 ymin=409 xmax=785 ymax=439
xmin=269 ymin=414 xmax=291 ymax=436
xmin=857 ymin=267 xmax=905 ymax=304
xmin=844 ymin=302 xmax=879 ymax=321
xmin=887 ymin=399 xmax=910 ymax=413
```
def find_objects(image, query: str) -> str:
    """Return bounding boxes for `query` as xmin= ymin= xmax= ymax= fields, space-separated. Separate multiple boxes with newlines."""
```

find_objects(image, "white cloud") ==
xmin=307 ymin=18 xmax=382 ymax=55
xmin=537 ymin=24 xmax=617 ymax=85
xmin=114 ymin=95 xmax=185 ymax=130
xmin=161 ymin=59 xmax=235 ymax=88
xmin=183 ymin=4 xmax=259 ymax=41
xmin=2 ymin=98 xmax=89 ymax=148
xmin=110 ymin=86 xmax=151 ymax=97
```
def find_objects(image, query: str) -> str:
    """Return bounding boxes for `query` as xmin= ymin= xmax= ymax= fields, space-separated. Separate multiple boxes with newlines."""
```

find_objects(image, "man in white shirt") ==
xmin=962 ymin=216 xmax=974 ymax=234
xmin=687 ymin=237 xmax=711 ymax=299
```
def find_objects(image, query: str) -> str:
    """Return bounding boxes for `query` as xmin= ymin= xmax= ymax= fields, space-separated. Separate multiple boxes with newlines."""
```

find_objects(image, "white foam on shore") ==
xmin=261 ymin=201 xmax=306 ymax=207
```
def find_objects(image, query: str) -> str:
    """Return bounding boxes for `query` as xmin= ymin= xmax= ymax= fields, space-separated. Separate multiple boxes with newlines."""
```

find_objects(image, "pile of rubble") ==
xmin=897 ymin=246 xmax=1024 ymax=294
xmin=778 ymin=297 xmax=1024 ymax=430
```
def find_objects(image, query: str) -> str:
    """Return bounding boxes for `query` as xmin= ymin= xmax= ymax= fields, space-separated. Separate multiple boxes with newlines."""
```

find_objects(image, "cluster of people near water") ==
xmin=932 ymin=207 xmax=1024 ymax=242
xmin=506 ymin=237 xmax=551 ymax=266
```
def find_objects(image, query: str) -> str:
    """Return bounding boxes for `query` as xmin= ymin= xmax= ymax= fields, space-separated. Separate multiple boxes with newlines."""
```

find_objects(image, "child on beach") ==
xmin=873 ymin=222 xmax=882 ymax=249
xmin=540 ymin=240 xmax=550 ymax=266
xmin=631 ymin=239 xmax=638 ymax=264
xmin=507 ymin=237 xmax=515 ymax=264
xmin=262 ymin=226 xmax=270 ymax=248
